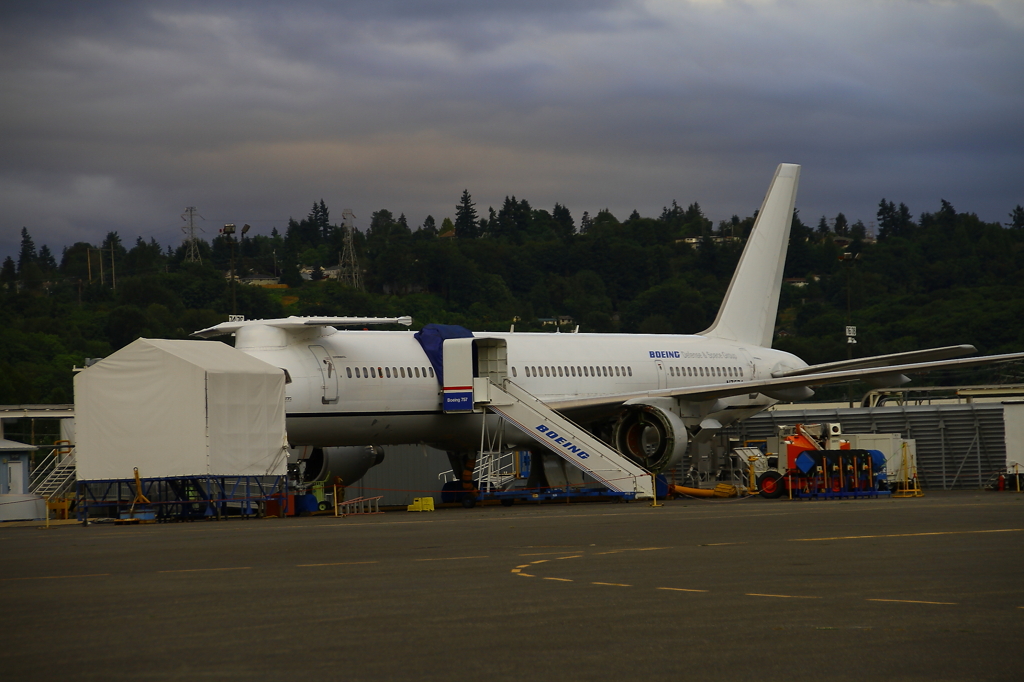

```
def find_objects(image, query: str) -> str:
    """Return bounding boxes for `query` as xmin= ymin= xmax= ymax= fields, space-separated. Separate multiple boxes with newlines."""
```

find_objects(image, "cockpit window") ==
xmin=280 ymin=369 xmax=292 ymax=384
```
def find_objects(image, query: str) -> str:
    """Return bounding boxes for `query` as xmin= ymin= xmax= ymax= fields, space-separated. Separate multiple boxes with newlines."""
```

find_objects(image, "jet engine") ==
xmin=611 ymin=403 xmax=690 ymax=472
xmin=293 ymin=445 xmax=385 ymax=486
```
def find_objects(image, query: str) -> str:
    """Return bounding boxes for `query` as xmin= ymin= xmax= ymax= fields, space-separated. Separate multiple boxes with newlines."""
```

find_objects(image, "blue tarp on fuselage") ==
xmin=413 ymin=324 xmax=474 ymax=386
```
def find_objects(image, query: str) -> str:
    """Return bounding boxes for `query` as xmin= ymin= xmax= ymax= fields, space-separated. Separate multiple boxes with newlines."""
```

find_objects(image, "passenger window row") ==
xmin=511 ymin=365 xmax=633 ymax=378
xmin=667 ymin=365 xmax=745 ymax=378
xmin=345 ymin=365 xmax=435 ymax=380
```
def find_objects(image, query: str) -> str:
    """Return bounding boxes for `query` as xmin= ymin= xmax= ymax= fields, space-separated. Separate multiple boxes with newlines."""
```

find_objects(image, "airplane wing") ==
xmin=546 ymin=351 xmax=1024 ymax=413
xmin=192 ymin=315 xmax=413 ymax=338
xmin=771 ymin=344 xmax=976 ymax=377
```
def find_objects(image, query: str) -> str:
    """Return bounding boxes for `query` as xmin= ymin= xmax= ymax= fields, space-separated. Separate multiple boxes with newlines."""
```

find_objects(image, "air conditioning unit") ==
xmin=827 ymin=422 xmax=843 ymax=436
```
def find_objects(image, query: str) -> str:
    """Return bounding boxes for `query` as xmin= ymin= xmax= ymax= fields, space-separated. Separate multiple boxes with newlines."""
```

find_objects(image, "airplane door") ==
xmin=655 ymin=361 xmax=667 ymax=389
xmin=308 ymin=345 xmax=338 ymax=403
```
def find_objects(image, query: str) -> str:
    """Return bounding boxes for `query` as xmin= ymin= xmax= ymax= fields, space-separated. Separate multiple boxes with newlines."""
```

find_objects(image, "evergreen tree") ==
xmin=817 ymin=215 xmax=830 ymax=237
xmin=417 ymin=215 xmax=437 ymax=238
xmin=310 ymin=200 xmax=331 ymax=241
xmin=659 ymin=201 xmax=684 ymax=228
xmin=0 ymin=256 xmax=16 ymax=288
xmin=1008 ymin=205 xmax=1024 ymax=230
xmin=580 ymin=211 xmax=593 ymax=234
xmin=877 ymin=199 xmax=915 ymax=239
xmin=834 ymin=212 xmax=849 ymax=236
xmin=368 ymin=209 xmax=397 ymax=242
xmin=850 ymin=220 xmax=867 ymax=241
xmin=552 ymin=203 xmax=574 ymax=240
xmin=37 ymin=245 xmax=58 ymax=273
xmin=17 ymin=227 xmax=37 ymax=273
xmin=454 ymin=189 xmax=479 ymax=239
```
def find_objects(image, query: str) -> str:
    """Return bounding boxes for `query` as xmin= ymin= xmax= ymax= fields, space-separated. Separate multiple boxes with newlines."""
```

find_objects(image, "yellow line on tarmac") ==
xmin=791 ymin=529 xmax=1023 ymax=542
xmin=414 ymin=556 xmax=489 ymax=562
xmin=746 ymin=593 xmax=821 ymax=599
xmin=545 ymin=577 xmax=573 ymax=582
xmin=0 ymin=573 xmax=111 ymax=581
xmin=593 ymin=582 xmax=631 ymax=587
xmin=297 ymin=561 xmax=378 ymax=567
xmin=867 ymin=599 xmax=957 ymax=605
xmin=158 ymin=567 xmax=252 ymax=573
xmin=519 ymin=551 xmax=583 ymax=556
xmin=556 ymin=555 xmax=582 ymax=560
xmin=658 ymin=587 xmax=709 ymax=593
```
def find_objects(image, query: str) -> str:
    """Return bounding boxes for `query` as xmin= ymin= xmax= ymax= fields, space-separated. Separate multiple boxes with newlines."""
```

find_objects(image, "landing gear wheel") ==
xmin=500 ymin=498 xmax=514 ymax=507
xmin=461 ymin=497 xmax=477 ymax=509
xmin=757 ymin=471 xmax=785 ymax=499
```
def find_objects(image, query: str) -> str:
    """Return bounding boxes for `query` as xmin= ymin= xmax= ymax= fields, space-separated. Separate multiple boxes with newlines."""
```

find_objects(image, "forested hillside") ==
xmin=3 ymin=195 xmax=1024 ymax=405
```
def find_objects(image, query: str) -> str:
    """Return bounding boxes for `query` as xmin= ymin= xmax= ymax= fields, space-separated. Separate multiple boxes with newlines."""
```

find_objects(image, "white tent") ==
xmin=74 ymin=338 xmax=288 ymax=481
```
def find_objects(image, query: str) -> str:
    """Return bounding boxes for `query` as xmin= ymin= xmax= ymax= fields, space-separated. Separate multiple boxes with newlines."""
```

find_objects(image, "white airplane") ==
xmin=194 ymin=164 xmax=1023 ymax=490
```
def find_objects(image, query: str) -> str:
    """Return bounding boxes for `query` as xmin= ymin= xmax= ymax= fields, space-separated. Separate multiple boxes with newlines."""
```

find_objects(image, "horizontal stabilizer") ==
xmin=192 ymin=316 xmax=412 ymax=338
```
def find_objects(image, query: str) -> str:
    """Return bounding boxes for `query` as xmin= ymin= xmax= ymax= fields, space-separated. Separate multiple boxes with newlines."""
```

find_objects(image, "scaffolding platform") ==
xmin=77 ymin=475 xmax=287 ymax=522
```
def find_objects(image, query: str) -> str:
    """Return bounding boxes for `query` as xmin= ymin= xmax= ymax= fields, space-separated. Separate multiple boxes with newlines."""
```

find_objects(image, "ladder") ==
xmin=31 ymin=450 xmax=77 ymax=500
xmin=481 ymin=379 xmax=654 ymax=499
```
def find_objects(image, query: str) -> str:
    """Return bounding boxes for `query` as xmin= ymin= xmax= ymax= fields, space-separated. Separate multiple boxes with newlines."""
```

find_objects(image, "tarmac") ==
xmin=1 ymin=491 xmax=1022 ymax=681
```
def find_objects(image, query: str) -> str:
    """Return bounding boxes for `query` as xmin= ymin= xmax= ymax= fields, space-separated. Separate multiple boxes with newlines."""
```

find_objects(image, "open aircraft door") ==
xmin=442 ymin=337 xmax=507 ymax=413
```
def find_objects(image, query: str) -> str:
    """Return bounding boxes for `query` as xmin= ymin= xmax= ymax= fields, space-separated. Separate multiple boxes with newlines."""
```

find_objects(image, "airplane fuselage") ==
xmin=234 ymin=324 xmax=805 ymax=450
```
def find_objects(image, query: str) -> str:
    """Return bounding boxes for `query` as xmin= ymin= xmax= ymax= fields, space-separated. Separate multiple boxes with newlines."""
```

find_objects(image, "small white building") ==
xmin=0 ymin=438 xmax=45 ymax=521
xmin=73 ymin=338 xmax=288 ymax=481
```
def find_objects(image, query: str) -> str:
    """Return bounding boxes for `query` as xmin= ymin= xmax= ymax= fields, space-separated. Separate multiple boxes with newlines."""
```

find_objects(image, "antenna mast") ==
xmin=181 ymin=206 xmax=205 ymax=263
xmin=339 ymin=209 xmax=362 ymax=290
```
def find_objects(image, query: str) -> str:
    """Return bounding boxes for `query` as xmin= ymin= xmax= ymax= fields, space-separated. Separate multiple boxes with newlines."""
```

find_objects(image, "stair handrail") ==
xmin=32 ymin=450 xmax=77 ymax=500
xmin=29 ymin=450 xmax=58 ymax=491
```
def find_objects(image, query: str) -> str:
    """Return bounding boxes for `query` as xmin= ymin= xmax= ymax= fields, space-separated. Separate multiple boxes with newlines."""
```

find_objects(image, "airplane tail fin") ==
xmin=701 ymin=163 xmax=800 ymax=348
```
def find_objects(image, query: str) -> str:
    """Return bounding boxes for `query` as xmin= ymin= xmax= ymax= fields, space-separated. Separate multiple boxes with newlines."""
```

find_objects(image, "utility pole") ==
xmin=222 ymin=223 xmax=237 ymax=315
xmin=841 ymin=251 xmax=861 ymax=407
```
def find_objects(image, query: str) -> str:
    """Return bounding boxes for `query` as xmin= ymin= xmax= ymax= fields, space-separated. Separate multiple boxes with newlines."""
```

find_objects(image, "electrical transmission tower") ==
xmin=181 ymin=206 xmax=205 ymax=263
xmin=339 ymin=209 xmax=362 ymax=290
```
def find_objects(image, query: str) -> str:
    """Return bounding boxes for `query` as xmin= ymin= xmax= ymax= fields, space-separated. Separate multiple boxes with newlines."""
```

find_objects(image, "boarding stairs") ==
xmin=484 ymin=380 xmax=654 ymax=498
xmin=441 ymin=336 xmax=654 ymax=500
xmin=30 ymin=449 xmax=77 ymax=500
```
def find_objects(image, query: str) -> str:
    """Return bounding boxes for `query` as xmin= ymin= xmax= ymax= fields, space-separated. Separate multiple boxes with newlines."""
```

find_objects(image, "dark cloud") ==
xmin=2 ymin=1 xmax=1023 ymax=261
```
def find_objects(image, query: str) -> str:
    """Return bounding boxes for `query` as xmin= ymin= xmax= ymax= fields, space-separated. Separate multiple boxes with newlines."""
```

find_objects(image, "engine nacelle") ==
xmin=612 ymin=402 xmax=690 ymax=473
xmin=292 ymin=445 xmax=385 ymax=485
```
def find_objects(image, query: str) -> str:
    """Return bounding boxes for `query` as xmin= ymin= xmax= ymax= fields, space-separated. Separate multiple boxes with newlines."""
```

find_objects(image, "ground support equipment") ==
xmin=786 ymin=449 xmax=890 ymax=500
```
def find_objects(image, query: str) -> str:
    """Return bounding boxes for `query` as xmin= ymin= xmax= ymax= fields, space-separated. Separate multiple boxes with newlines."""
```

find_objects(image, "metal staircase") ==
xmin=30 ymin=449 xmax=77 ymax=500
xmin=482 ymin=380 xmax=654 ymax=498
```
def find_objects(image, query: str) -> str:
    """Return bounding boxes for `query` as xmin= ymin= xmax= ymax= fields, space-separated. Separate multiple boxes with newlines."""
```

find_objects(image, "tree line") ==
xmin=3 ymin=193 xmax=1023 ymax=405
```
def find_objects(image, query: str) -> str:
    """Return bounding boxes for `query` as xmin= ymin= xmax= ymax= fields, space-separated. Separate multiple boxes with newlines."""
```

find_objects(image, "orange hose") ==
xmin=669 ymin=484 xmax=715 ymax=498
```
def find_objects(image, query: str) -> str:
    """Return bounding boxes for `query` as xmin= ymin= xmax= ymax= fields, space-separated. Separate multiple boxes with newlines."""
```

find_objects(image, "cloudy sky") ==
xmin=2 ymin=0 xmax=1022 ymax=262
